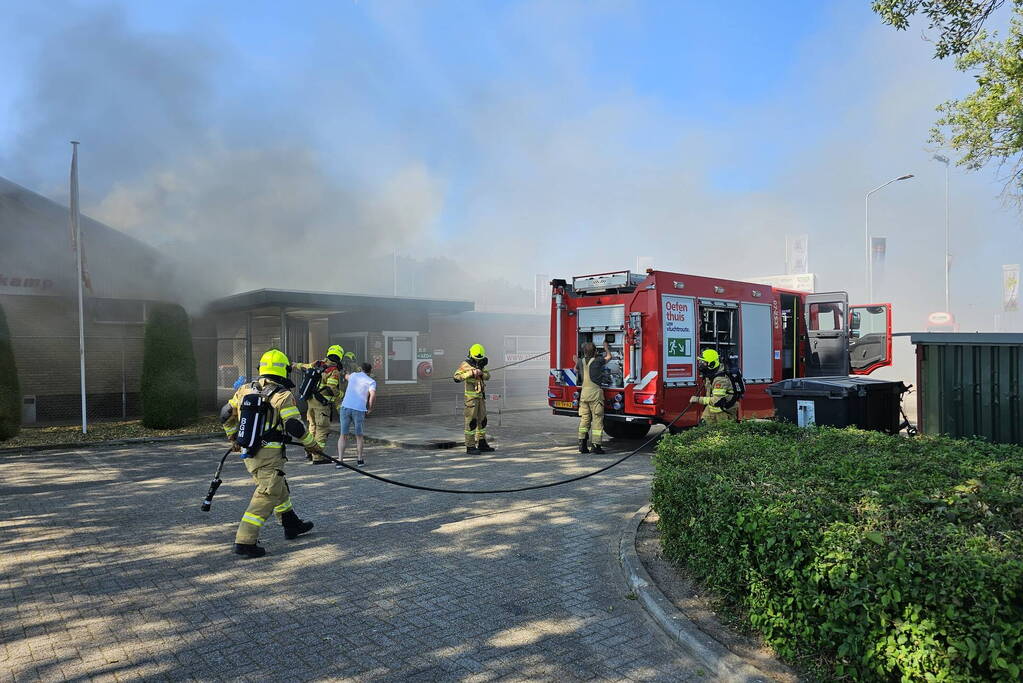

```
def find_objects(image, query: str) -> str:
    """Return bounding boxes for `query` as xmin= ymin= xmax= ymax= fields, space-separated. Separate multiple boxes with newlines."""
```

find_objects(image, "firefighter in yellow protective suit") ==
xmin=689 ymin=349 xmax=739 ymax=424
xmin=293 ymin=345 xmax=343 ymax=464
xmin=453 ymin=343 xmax=494 ymax=455
xmin=341 ymin=351 xmax=357 ymax=374
xmin=221 ymin=349 xmax=323 ymax=558
xmin=576 ymin=340 xmax=611 ymax=454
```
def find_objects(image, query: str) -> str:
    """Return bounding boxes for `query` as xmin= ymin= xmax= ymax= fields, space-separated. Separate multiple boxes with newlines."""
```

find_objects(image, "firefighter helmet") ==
xmin=259 ymin=349 xmax=291 ymax=378
xmin=326 ymin=344 xmax=344 ymax=362
xmin=469 ymin=343 xmax=486 ymax=359
xmin=698 ymin=348 xmax=720 ymax=370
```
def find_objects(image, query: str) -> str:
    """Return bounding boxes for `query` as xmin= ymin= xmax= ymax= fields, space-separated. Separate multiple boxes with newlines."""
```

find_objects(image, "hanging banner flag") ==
xmin=68 ymin=145 xmax=93 ymax=293
xmin=871 ymin=237 xmax=886 ymax=295
xmin=1004 ymin=264 xmax=1020 ymax=312
xmin=785 ymin=235 xmax=809 ymax=275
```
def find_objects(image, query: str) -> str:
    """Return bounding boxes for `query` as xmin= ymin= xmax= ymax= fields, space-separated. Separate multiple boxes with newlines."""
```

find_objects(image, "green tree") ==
xmin=873 ymin=1 xmax=1023 ymax=201
xmin=0 ymin=302 xmax=21 ymax=440
xmin=141 ymin=303 xmax=198 ymax=429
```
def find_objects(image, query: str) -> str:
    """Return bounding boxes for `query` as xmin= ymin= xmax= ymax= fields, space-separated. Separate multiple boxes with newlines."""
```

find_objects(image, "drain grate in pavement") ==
xmin=501 ymin=602 xmax=529 ymax=616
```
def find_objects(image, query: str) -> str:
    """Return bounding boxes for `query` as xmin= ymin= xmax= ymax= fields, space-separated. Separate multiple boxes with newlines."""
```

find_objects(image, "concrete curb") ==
xmin=0 ymin=432 xmax=224 ymax=455
xmin=619 ymin=504 xmax=773 ymax=682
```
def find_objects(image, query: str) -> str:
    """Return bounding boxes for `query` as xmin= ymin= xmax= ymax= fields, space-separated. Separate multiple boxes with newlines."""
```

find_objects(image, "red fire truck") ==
xmin=547 ymin=270 xmax=893 ymax=438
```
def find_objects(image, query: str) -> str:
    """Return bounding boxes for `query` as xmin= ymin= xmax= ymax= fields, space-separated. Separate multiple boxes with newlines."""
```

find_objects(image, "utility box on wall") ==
xmin=21 ymin=395 xmax=36 ymax=424
xmin=910 ymin=333 xmax=1023 ymax=444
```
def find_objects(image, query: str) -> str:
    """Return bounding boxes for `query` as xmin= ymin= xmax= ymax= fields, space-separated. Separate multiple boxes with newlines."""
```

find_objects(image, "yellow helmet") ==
xmin=259 ymin=348 xmax=291 ymax=378
xmin=326 ymin=344 xmax=344 ymax=361
xmin=343 ymin=351 xmax=355 ymax=360
xmin=468 ymin=343 xmax=486 ymax=359
xmin=698 ymin=348 xmax=720 ymax=369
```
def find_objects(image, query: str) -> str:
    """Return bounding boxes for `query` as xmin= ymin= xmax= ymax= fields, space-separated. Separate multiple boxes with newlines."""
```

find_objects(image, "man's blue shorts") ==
xmin=340 ymin=407 xmax=366 ymax=436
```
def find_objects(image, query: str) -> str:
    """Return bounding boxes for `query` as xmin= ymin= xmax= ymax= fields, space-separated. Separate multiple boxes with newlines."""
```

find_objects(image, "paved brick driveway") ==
xmin=1 ymin=412 xmax=703 ymax=681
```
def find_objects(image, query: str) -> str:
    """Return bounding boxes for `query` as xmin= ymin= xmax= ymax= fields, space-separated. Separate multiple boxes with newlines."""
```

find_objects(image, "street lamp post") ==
xmin=865 ymin=174 xmax=914 ymax=302
xmin=934 ymin=155 xmax=950 ymax=313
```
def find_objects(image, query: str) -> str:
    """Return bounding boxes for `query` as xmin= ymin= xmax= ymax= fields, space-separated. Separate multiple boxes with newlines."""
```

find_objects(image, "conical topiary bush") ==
xmin=141 ymin=303 xmax=198 ymax=429
xmin=0 ymin=302 xmax=20 ymax=440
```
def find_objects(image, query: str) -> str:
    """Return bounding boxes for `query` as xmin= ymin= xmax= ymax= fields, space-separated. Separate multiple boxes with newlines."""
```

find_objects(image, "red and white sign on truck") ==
xmin=547 ymin=270 xmax=893 ymax=438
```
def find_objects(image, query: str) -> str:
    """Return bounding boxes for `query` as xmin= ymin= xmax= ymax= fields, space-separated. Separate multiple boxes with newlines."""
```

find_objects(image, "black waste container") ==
xmin=766 ymin=376 xmax=908 ymax=434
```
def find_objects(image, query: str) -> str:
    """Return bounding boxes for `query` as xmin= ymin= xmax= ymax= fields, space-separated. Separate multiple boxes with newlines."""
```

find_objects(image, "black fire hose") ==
xmin=327 ymin=402 xmax=695 ymax=495
xmin=200 ymin=447 xmax=234 ymax=511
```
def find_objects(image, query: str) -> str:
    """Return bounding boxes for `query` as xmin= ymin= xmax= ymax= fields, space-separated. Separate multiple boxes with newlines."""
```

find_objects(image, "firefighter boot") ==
xmin=281 ymin=510 xmax=314 ymax=540
xmin=466 ymin=445 xmax=481 ymax=455
xmin=590 ymin=441 xmax=605 ymax=455
xmin=578 ymin=436 xmax=589 ymax=454
xmin=234 ymin=542 xmax=266 ymax=558
xmin=477 ymin=439 xmax=495 ymax=453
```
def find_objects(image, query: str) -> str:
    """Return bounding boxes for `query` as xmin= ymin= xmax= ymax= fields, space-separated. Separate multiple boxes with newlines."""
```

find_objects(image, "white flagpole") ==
xmin=70 ymin=141 xmax=87 ymax=434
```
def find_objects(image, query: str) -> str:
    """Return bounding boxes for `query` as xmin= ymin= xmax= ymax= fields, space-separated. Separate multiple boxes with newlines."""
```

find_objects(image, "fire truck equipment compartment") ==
xmin=767 ymin=376 xmax=907 ymax=434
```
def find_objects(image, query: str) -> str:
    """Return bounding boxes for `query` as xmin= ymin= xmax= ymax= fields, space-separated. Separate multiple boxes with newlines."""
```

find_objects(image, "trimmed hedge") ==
xmin=0 ymin=302 xmax=20 ymax=440
xmin=141 ymin=303 xmax=198 ymax=429
xmin=652 ymin=421 xmax=1023 ymax=681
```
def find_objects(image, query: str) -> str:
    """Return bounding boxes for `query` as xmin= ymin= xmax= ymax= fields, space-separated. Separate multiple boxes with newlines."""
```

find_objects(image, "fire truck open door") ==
xmin=804 ymin=292 xmax=849 ymax=376
xmin=849 ymin=303 xmax=893 ymax=375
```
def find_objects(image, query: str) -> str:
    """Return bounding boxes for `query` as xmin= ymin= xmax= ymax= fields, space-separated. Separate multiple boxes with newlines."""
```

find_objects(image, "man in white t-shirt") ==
xmin=337 ymin=363 xmax=377 ymax=466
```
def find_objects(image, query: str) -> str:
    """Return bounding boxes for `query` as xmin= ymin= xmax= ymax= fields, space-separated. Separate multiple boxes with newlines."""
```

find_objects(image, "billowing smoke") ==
xmin=2 ymin=0 xmax=1021 ymax=339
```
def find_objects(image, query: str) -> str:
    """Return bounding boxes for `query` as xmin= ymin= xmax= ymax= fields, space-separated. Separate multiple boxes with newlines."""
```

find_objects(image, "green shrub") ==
xmin=652 ymin=421 xmax=1023 ymax=681
xmin=0 ymin=302 xmax=20 ymax=440
xmin=141 ymin=303 xmax=198 ymax=429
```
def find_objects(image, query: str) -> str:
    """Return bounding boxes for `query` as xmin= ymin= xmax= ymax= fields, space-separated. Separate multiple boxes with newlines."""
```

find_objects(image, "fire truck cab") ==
xmin=547 ymin=270 xmax=893 ymax=437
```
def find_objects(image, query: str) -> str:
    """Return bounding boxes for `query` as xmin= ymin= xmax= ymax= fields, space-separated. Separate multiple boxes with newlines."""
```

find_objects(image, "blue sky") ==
xmin=0 ymin=0 xmax=1020 ymax=331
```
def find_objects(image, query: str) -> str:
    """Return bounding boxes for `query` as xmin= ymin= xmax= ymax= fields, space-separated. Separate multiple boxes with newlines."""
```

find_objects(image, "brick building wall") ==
xmin=4 ymin=294 xmax=217 ymax=422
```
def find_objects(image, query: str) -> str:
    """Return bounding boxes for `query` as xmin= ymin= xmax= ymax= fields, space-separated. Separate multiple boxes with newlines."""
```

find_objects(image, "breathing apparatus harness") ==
xmin=717 ymin=354 xmax=746 ymax=410
xmin=454 ymin=354 xmax=489 ymax=401
xmin=298 ymin=364 xmax=328 ymax=404
xmin=454 ymin=354 xmax=489 ymax=378
xmin=235 ymin=381 xmax=288 ymax=459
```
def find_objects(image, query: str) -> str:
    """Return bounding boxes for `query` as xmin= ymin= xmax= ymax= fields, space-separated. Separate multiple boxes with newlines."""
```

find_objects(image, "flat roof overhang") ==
xmin=206 ymin=288 xmax=474 ymax=319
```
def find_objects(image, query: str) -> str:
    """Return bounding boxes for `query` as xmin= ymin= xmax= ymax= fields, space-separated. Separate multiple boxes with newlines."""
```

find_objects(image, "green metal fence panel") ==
xmin=911 ymin=333 xmax=1023 ymax=444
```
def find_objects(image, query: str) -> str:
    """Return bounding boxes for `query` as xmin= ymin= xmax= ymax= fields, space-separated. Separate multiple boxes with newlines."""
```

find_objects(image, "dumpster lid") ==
xmin=767 ymin=376 xmax=908 ymax=398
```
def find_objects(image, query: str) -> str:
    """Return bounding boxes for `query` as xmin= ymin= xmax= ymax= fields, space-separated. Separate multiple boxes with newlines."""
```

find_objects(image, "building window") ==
xmin=503 ymin=335 xmax=548 ymax=369
xmin=808 ymin=303 xmax=845 ymax=332
xmin=90 ymin=299 xmax=147 ymax=324
xmin=384 ymin=332 xmax=418 ymax=383
xmin=331 ymin=333 xmax=368 ymax=367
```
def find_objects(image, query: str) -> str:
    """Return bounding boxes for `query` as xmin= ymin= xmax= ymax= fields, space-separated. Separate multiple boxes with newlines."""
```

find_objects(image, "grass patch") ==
xmin=652 ymin=421 xmax=1023 ymax=682
xmin=0 ymin=414 xmax=221 ymax=449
